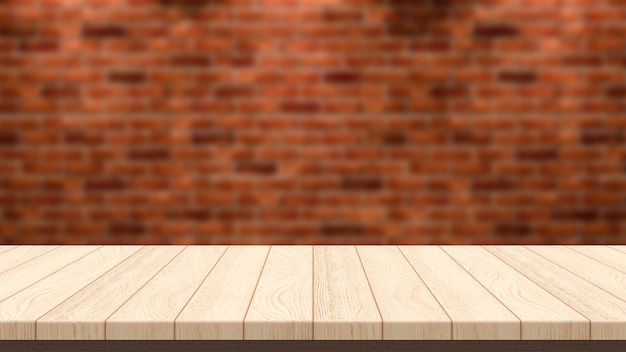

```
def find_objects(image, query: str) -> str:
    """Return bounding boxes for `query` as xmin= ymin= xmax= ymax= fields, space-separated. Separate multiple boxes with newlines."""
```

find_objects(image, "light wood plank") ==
xmin=0 ymin=246 xmax=96 ymax=302
xmin=0 ymin=246 xmax=17 ymax=255
xmin=442 ymin=246 xmax=589 ymax=340
xmin=176 ymin=246 xmax=270 ymax=340
xmin=356 ymin=246 xmax=450 ymax=340
xmin=567 ymin=245 xmax=626 ymax=274
xmin=244 ymin=246 xmax=313 ymax=340
xmin=37 ymin=246 xmax=185 ymax=340
xmin=0 ymin=246 xmax=138 ymax=340
xmin=609 ymin=245 xmax=626 ymax=255
xmin=313 ymin=246 xmax=381 ymax=340
xmin=485 ymin=246 xmax=626 ymax=339
xmin=527 ymin=246 xmax=626 ymax=302
xmin=0 ymin=245 xmax=59 ymax=275
xmin=399 ymin=246 xmax=519 ymax=340
xmin=105 ymin=246 xmax=228 ymax=340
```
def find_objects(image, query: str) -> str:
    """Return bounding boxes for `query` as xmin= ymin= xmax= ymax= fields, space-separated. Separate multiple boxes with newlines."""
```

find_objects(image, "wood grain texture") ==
xmin=175 ymin=246 xmax=270 ymax=340
xmin=0 ymin=246 xmax=17 ymax=255
xmin=610 ymin=246 xmax=626 ymax=254
xmin=1 ymin=246 xmax=626 ymax=341
xmin=0 ymin=246 xmax=93 ymax=302
xmin=37 ymin=246 xmax=186 ymax=340
xmin=527 ymin=246 xmax=626 ymax=302
xmin=313 ymin=246 xmax=381 ymax=340
xmin=567 ymin=246 xmax=626 ymax=274
xmin=0 ymin=245 xmax=58 ymax=275
xmin=399 ymin=246 xmax=520 ymax=340
xmin=356 ymin=245 xmax=450 ymax=340
xmin=0 ymin=246 xmax=138 ymax=340
xmin=106 ymin=246 xmax=228 ymax=340
xmin=244 ymin=246 xmax=313 ymax=340
xmin=442 ymin=246 xmax=588 ymax=339
xmin=485 ymin=246 xmax=626 ymax=340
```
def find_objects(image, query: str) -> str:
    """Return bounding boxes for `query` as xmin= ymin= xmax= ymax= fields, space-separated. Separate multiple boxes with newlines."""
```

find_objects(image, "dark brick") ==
xmin=323 ymin=9 xmax=362 ymax=22
xmin=238 ymin=161 xmax=277 ymax=175
xmin=169 ymin=208 xmax=212 ymax=220
xmin=495 ymin=222 xmax=531 ymax=236
xmin=83 ymin=24 xmax=127 ymax=38
xmin=110 ymin=222 xmax=145 ymax=236
xmin=171 ymin=55 xmax=211 ymax=67
xmin=0 ymin=23 xmax=37 ymax=37
xmin=411 ymin=39 xmax=450 ymax=52
xmin=342 ymin=177 xmax=383 ymax=191
xmin=40 ymin=179 xmax=74 ymax=191
xmin=581 ymin=130 xmax=624 ymax=144
xmin=606 ymin=85 xmax=626 ymax=98
xmin=517 ymin=148 xmax=558 ymax=161
xmin=191 ymin=131 xmax=233 ymax=145
xmin=0 ymin=132 xmax=18 ymax=146
xmin=65 ymin=131 xmax=104 ymax=145
xmin=217 ymin=55 xmax=254 ymax=67
xmin=366 ymin=131 xmax=407 ymax=145
xmin=452 ymin=131 xmax=492 ymax=145
xmin=605 ymin=210 xmax=626 ymax=221
xmin=562 ymin=55 xmax=602 ymax=66
xmin=554 ymin=209 xmax=598 ymax=221
xmin=430 ymin=85 xmax=469 ymax=98
xmin=20 ymin=40 xmax=58 ymax=52
xmin=281 ymin=101 xmax=320 ymax=113
xmin=215 ymin=85 xmax=254 ymax=98
xmin=109 ymin=71 xmax=146 ymax=84
xmin=41 ymin=85 xmax=80 ymax=99
xmin=472 ymin=178 xmax=515 ymax=192
xmin=163 ymin=0 xmax=214 ymax=6
xmin=389 ymin=22 xmax=427 ymax=37
xmin=128 ymin=148 xmax=170 ymax=160
xmin=85 ymin=178 xmax=127 ymax=191
xmin=325 ymin=71 xmax=362 ymax=84
xmin=321 ymin=223 xmax=363 ymax=236
xmin=498 ymin=70 xmax=537 ymax=84
xmin=0 ymin=101 xmax=17 ymax=112
xmin=474 ymin=24 xmax=518 ymax=38
xmin=215 ymin=208 xmax=254 ymax=221
xmin=430 ymin=0 xmax=467 ymax=6
xmin=3 ymin=208 xmax=27 ymax=221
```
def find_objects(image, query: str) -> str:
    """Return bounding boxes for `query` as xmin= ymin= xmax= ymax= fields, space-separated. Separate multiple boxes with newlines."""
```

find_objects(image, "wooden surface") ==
xmin=0 ymin=245 xmax=625 ymax=340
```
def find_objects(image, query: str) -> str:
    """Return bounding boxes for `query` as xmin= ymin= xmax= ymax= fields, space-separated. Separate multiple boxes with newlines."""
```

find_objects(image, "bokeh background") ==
xmin=1 ymin=0 xmax=625 ymax=244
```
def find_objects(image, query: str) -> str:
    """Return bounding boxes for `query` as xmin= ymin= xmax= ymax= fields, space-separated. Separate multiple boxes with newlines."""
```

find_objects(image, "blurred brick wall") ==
xmin=1 ymin=0 xmax=625 ymax=244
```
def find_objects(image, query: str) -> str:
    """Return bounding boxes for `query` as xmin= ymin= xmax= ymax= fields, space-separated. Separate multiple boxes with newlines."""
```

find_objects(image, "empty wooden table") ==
xmin=0 ymin=245 xmax=625 ymax=351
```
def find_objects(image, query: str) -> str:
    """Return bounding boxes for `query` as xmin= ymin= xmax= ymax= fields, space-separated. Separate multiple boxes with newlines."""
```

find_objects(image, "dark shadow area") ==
xmin=1 ymin=340 xmax=625 ymax=352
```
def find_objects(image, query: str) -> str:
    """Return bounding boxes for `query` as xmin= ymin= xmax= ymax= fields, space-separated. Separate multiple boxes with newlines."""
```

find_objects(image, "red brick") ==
xmin=0 ymin=0 xmax=625 ymax=245
xmin=280 ymin=101 xmax=320 ymax=113
xmin=215 ymin=85 xmax=254 ymax=98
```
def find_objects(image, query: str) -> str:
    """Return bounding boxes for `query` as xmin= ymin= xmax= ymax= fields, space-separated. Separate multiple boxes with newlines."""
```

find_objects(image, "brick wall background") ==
xmin=1 ymin=0 xmax=625 ymax=244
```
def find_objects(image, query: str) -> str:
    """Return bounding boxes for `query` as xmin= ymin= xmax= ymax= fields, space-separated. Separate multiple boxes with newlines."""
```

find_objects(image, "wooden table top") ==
xmin=0 ymin=245 xmax=625 ymax=340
